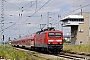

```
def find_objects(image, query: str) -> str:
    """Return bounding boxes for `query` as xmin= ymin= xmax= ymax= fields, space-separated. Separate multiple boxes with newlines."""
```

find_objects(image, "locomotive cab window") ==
xmin=55 ymin=33 xmax=62 ymax=37
xmin=48 ymin=32 xmax=61 ymax=38
xmin=48 ymin=33 xmax=54 ymax=37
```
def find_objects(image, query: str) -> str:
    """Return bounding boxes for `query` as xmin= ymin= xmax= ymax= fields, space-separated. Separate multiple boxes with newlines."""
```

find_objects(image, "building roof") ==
xmin=61 ymin=15 xmax=84 ymax=21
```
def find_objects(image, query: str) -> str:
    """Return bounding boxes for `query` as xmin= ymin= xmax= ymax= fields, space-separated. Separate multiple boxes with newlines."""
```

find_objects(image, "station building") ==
xmin=61 ymin=12 xmax=90 ymax=44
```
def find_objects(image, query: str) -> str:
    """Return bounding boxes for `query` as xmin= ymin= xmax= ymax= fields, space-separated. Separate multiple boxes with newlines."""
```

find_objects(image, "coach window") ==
xmin=70 ymin=19 xmax=72 ymax=22
xmin=26 ymin=40 xmax=28 ymax=42
xmin=23 ymin=40 xmax=25 ymax=42
xmin=82 ymin=19 xmax=84 ymax=22
xmin=71 ymin=19 xmax=73 ymax=22
xmin=68 ymin=19 xmax=70 ymax=22
xmin=78 ymin=19 xmax=80 ymax=22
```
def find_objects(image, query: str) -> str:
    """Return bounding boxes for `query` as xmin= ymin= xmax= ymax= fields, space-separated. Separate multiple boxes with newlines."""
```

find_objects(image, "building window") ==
xmin=80 ymin=41 xmax=83 ymax=44
xmin=79 ymin=29 xmax=83 ymax=33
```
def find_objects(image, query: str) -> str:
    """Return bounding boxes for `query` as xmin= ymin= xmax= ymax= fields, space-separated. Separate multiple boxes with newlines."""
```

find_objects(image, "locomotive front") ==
xmin=46 ymin=30 xmax=63 ymax=53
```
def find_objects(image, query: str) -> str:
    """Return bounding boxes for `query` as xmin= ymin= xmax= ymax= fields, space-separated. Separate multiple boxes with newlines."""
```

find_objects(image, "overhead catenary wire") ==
xmin=10 ymin=0 xmax=51 ymax=32
xmin=62 ymin=3 xmax=90 ymax=17
xmin=36 ymin=0 xmax=83 ymax=25
xmin=12 ymin=0 xmax=51 ymax=38
xmin=6 ymin=0 xmax=89 ymax=33
xmin=4 ymin=0 xmax=37 ymax=18
xmin=18 ymin=0 xmax=42 ymax=13
xmin=4 ymin=0 xmax=84 ymax=33
xmin=48 ymin=0 xmax=90 ymax=29
xmin=47 ymin=0 xmax=82 ymax=17
xmin=1 ymin=0 xmax=89 ymax=32
xmin=4 ymin=0 xmax=36 ymax=10
xmin=0 ymin=0 xmax=40 ymax=32
xmin=30 ymin=0 xmax=50 ymax=17
xmin=20 ymin=1 xmax=36 ymax=12
xmin=1 ymin=0 xmax=90 ymax=39
xmin=0 ymin=0 xmax=50 ymax=32
xmin=4 ymin=0 xmax=20 ymax=9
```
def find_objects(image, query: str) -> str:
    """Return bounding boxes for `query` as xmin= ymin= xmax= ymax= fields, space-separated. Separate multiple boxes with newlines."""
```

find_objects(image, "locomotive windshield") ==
xmin=48 ymin=32 xmax=62 ymax=38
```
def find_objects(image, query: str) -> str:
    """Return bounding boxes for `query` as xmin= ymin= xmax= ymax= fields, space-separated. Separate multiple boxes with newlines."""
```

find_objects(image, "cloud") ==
xmin=0 ymin=0 xmax=90 ymax=42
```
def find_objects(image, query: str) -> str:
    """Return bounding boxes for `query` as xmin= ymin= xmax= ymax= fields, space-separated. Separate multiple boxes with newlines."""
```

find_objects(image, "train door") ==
xmin=30 ymin=39 xmax=34 ymax=46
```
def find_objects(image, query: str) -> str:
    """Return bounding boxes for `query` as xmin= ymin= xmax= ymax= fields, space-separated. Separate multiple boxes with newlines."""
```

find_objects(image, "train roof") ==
xmin=28 ymin=34 xmax=36 ymax=39
xmin=45 ymin=30 xmax=63 ymax=33
xmin=36 ymin=27 xmax=55 ymax=34
xmin=36 ymin=27 xmax=63 ymax=34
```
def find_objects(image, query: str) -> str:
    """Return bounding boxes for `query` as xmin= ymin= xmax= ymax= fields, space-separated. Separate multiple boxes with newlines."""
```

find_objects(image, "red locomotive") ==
xmin=11 ymin=27 xmax=63 ymax=53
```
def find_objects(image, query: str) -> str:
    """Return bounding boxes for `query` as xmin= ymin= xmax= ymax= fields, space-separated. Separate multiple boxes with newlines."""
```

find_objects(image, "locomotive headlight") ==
xmin=48 ymin=42 xmax=51 ymax=44
xmin=48 ymin=40 xmax=54 ymax=42
xmin=56 ymin=40 xmax=62 ymax=42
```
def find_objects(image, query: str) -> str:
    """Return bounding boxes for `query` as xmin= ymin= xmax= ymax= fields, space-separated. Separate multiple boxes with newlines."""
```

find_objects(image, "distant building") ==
xmin=61 ymin=12 xmax=90 ymax=45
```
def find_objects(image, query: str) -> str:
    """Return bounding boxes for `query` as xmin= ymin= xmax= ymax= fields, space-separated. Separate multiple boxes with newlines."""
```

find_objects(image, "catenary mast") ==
xmin=0 ymin=0 xmax=4 ymax=44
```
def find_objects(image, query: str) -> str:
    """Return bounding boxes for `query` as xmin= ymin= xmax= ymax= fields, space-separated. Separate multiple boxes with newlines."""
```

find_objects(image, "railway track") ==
xmin=14 ymin=47 xmax=90 ymax=60
xmin=55 ymin=50 xmax=90 ymax=60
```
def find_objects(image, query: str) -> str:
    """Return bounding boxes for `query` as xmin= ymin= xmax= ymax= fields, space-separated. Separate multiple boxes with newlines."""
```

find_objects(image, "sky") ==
xmin=0 ymin=0 xmax=90 ymax=42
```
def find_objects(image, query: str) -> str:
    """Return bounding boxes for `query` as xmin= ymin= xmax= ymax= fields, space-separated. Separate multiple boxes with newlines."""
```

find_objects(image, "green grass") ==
xmin=0 ymin=44 xmax=31 ymax=60
xmin=0 ymin=44 xmax=63 ymax=60
xmin=63 ymin=44 xmax=90 ymax=53
xmin=0 ymin=44 xmax=45 ymax=60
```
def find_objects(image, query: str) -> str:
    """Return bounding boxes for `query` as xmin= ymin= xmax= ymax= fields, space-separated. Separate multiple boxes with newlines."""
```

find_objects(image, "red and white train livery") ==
xmin=11 ymin=27 xmax=63 ymax=53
